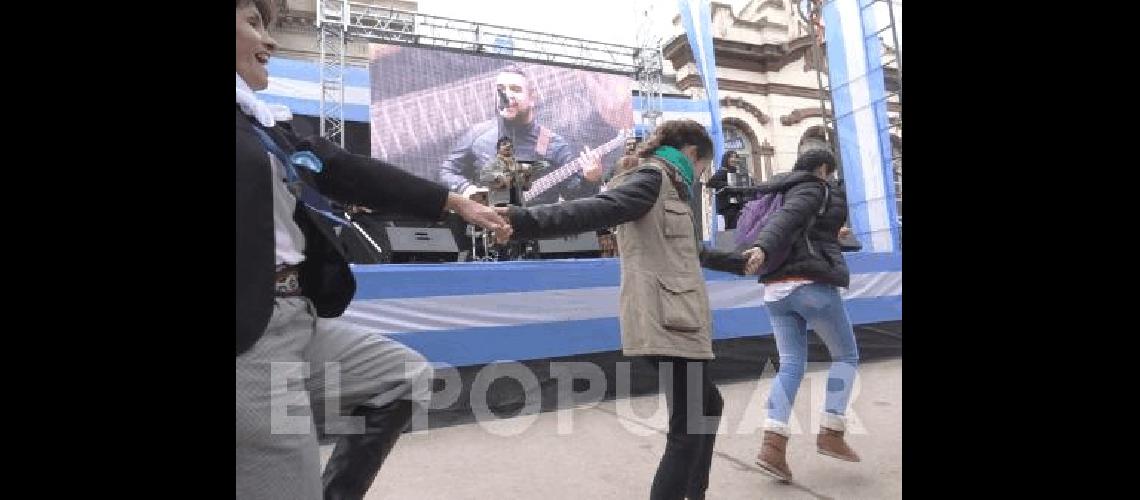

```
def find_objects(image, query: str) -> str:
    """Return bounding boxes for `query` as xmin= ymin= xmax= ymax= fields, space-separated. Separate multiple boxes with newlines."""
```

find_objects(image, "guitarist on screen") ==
xmin=439 ymin=64 xmax=606 ymax=205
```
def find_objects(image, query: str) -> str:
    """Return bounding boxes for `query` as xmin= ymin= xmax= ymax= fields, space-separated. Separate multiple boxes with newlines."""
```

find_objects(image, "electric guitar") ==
xmin=523 ymin=128 xmax=632 ymax=203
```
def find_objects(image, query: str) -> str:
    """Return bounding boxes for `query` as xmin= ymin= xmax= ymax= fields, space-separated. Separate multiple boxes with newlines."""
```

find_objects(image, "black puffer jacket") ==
xmin=752 ymin=171 xmax=850 ymax=287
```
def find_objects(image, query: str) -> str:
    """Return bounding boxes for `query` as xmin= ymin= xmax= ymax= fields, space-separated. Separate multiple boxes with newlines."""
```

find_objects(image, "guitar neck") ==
xmin=524 ymin=131 xmax=629 ymax=202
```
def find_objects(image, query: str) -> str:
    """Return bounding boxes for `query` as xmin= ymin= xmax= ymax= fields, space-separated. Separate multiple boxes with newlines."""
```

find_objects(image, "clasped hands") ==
xmin=741 ymin=247 xmax=765 ymax=275
xmin=740 ymin=228 xmax=850 ymax=275
xmin=445 ymin=193 xmax=517 ymax=244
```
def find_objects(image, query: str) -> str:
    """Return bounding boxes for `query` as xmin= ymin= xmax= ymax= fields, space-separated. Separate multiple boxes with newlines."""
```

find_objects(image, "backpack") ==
xmin=733 ymin=180 xmax=829 ymax=275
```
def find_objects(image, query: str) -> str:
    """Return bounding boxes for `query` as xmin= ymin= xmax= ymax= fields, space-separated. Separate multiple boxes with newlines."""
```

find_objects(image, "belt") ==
xmin=764 ymin=276 xmax=813 ymax=284
xmin=275 ymin=264 xmax=303 ymax=297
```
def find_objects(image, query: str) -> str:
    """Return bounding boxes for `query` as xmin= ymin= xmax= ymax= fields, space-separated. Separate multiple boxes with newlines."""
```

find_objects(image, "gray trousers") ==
xmin=236 ymin=297 xmax=434 ymax=500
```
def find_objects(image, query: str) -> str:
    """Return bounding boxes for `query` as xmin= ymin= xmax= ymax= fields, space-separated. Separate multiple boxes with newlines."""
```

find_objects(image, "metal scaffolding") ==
xmin=795 ymin=0 xmax=901 ymax=192
xmin=796 ymin=0 xmax=842 ymax=171
xmin=879 ymin=0 xmax=902 ymax=222
xmin=313 ymin=1 xmax=644 ymax=148
xmin=317 ymin=0 xmax=348 ymax=147
xmin=796 ymin=0 xmax=902 ymax=238
xmin=634 ymin=0 xmax=663 ymax=132
xmin=870 ymin=0 xmax=902 ymax=222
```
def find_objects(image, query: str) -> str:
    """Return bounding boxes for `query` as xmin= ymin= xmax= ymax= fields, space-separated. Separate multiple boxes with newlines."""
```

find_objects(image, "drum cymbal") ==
xmin=468 ymin=187 xmax=490 ymax=205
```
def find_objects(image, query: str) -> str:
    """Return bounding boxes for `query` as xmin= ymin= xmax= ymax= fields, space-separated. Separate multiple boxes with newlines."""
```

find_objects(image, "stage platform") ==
xmin=342 ymin=252 xmax=901 ymax=367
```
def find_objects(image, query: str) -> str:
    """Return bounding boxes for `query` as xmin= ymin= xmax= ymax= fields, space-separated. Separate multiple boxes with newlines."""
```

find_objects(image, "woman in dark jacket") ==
xmin=741 ymin=149 xmax=861 ymax=482
xmin=705 ymin=150 xmax=743 ymax=229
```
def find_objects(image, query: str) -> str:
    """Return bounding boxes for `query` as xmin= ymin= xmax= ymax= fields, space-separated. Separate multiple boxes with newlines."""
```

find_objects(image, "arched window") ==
xmin=798 ymin=125 xmax=831 ymax=154
xmin=798 ymin=125 xmax=842 ymax=181
xmin=722 ymin=118 xmax=771 ymax=181
xmin=723 ymin=124 xmax=754 ymax=174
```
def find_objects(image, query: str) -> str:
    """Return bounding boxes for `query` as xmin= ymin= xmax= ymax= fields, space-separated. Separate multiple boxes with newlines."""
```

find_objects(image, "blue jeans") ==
xmin=764 ymin=283 xmax=859 ymax=430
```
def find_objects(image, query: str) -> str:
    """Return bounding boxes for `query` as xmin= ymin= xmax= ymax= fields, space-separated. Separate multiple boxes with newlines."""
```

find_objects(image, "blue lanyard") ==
xmin=251 ymin=125 xmax=348 ymax=226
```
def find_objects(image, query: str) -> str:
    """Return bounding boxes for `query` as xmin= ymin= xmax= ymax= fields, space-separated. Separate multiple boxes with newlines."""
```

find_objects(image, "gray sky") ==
xmin=413 ymin=0 xmax=747 ymax=47
xmin=414 ymin=0 xmax=899 ymax=52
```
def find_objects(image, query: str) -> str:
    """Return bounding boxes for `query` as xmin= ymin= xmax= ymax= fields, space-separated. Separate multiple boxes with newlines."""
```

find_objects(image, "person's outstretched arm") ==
xmin=505 ymin=168 xmax=662 ymax=239
xmin=295 ymin=135 xmax=508 ymax=232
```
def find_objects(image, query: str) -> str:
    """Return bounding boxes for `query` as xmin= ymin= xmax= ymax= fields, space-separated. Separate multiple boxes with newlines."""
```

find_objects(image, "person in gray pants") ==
xmin=236 ymin=1 xmax=510 ymax=498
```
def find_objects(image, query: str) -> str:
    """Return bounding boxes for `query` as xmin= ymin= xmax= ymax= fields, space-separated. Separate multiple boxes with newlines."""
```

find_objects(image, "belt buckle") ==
xmin=275 ymin=266 xmax=301 ymax=296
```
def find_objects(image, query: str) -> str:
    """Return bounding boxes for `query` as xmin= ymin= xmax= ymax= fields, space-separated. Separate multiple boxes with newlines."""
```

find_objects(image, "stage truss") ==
xmin=633 ymin=0 xmax=664 ymax=131
xmin=314 ymin=0 xmax=658 ymax=146
xmin=795 ymin=0 xmax=901 ymax=215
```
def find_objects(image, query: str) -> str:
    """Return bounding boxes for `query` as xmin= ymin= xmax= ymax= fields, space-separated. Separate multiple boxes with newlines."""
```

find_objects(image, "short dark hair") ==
xmin=237 ymin=0 xmax=276 ymax=25
xmin=496 ymin=136 xmax=513 ymax=148
xmin=498 ymin=64 xmax=537 ymax=97
xmin=792 ymin=148 xmax=837 ymax=175
xmin=721 ymin=150 xmax=739 ymax=169
xmin=635 ymin=119 xmax=714 ymax=162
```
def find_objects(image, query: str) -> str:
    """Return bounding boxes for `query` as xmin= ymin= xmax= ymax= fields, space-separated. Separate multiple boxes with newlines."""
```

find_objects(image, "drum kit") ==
xmin=463 ymin=187 xmax=499 ymax=262
xmin=596 ymin=229 xmax=618 ymax=258
xmin=464 ymin=160 xmax=539 ymax=262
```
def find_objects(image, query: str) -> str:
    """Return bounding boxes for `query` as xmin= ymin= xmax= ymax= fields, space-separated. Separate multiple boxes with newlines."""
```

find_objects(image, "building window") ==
xmin=759 ymin=139 xmax=775 ymax=180
xmin=722 ymin=123 xmax=766 ymax=181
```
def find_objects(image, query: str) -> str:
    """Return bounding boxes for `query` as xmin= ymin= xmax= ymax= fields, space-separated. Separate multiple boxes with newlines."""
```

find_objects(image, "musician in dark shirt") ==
xmin=480 ymin=136 xmax=534 ymax=206
xmin=439 ymin=64 xmax=603 ymax=205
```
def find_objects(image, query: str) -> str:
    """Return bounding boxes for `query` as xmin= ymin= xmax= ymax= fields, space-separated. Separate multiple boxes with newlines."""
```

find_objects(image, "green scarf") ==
xmin=653 ymin=146 xmax=694 ymax=189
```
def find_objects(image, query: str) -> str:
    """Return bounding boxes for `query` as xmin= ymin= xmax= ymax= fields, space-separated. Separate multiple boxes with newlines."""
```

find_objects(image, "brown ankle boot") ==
xmin=816 ymin=427 xmax=861 ymax=462
xmin=755 ymin=431 xmax=793 ymax=482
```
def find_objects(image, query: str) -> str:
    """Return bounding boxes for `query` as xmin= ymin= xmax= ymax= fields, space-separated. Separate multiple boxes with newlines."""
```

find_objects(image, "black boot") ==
xmin=322 ymin=399 xmax=415 ymax=500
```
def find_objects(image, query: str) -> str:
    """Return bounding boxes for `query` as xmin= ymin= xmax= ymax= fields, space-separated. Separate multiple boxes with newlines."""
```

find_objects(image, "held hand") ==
xmin=448 ymin=193 xmax=509 ymax=233
xmin=742 ymin=247 xmax=766 ymax=275
xmin=494 ymin=229 xmax=512 ymax=245
xmin=838 ymin=227 xmax=853 ymax=239
xmin=493 ymin=206 xmax=514 ymax=244
xmin=580 ymin=146 xmax=603 ymax=183
xmin=460 ymin=185 xmax=481 ymax=198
